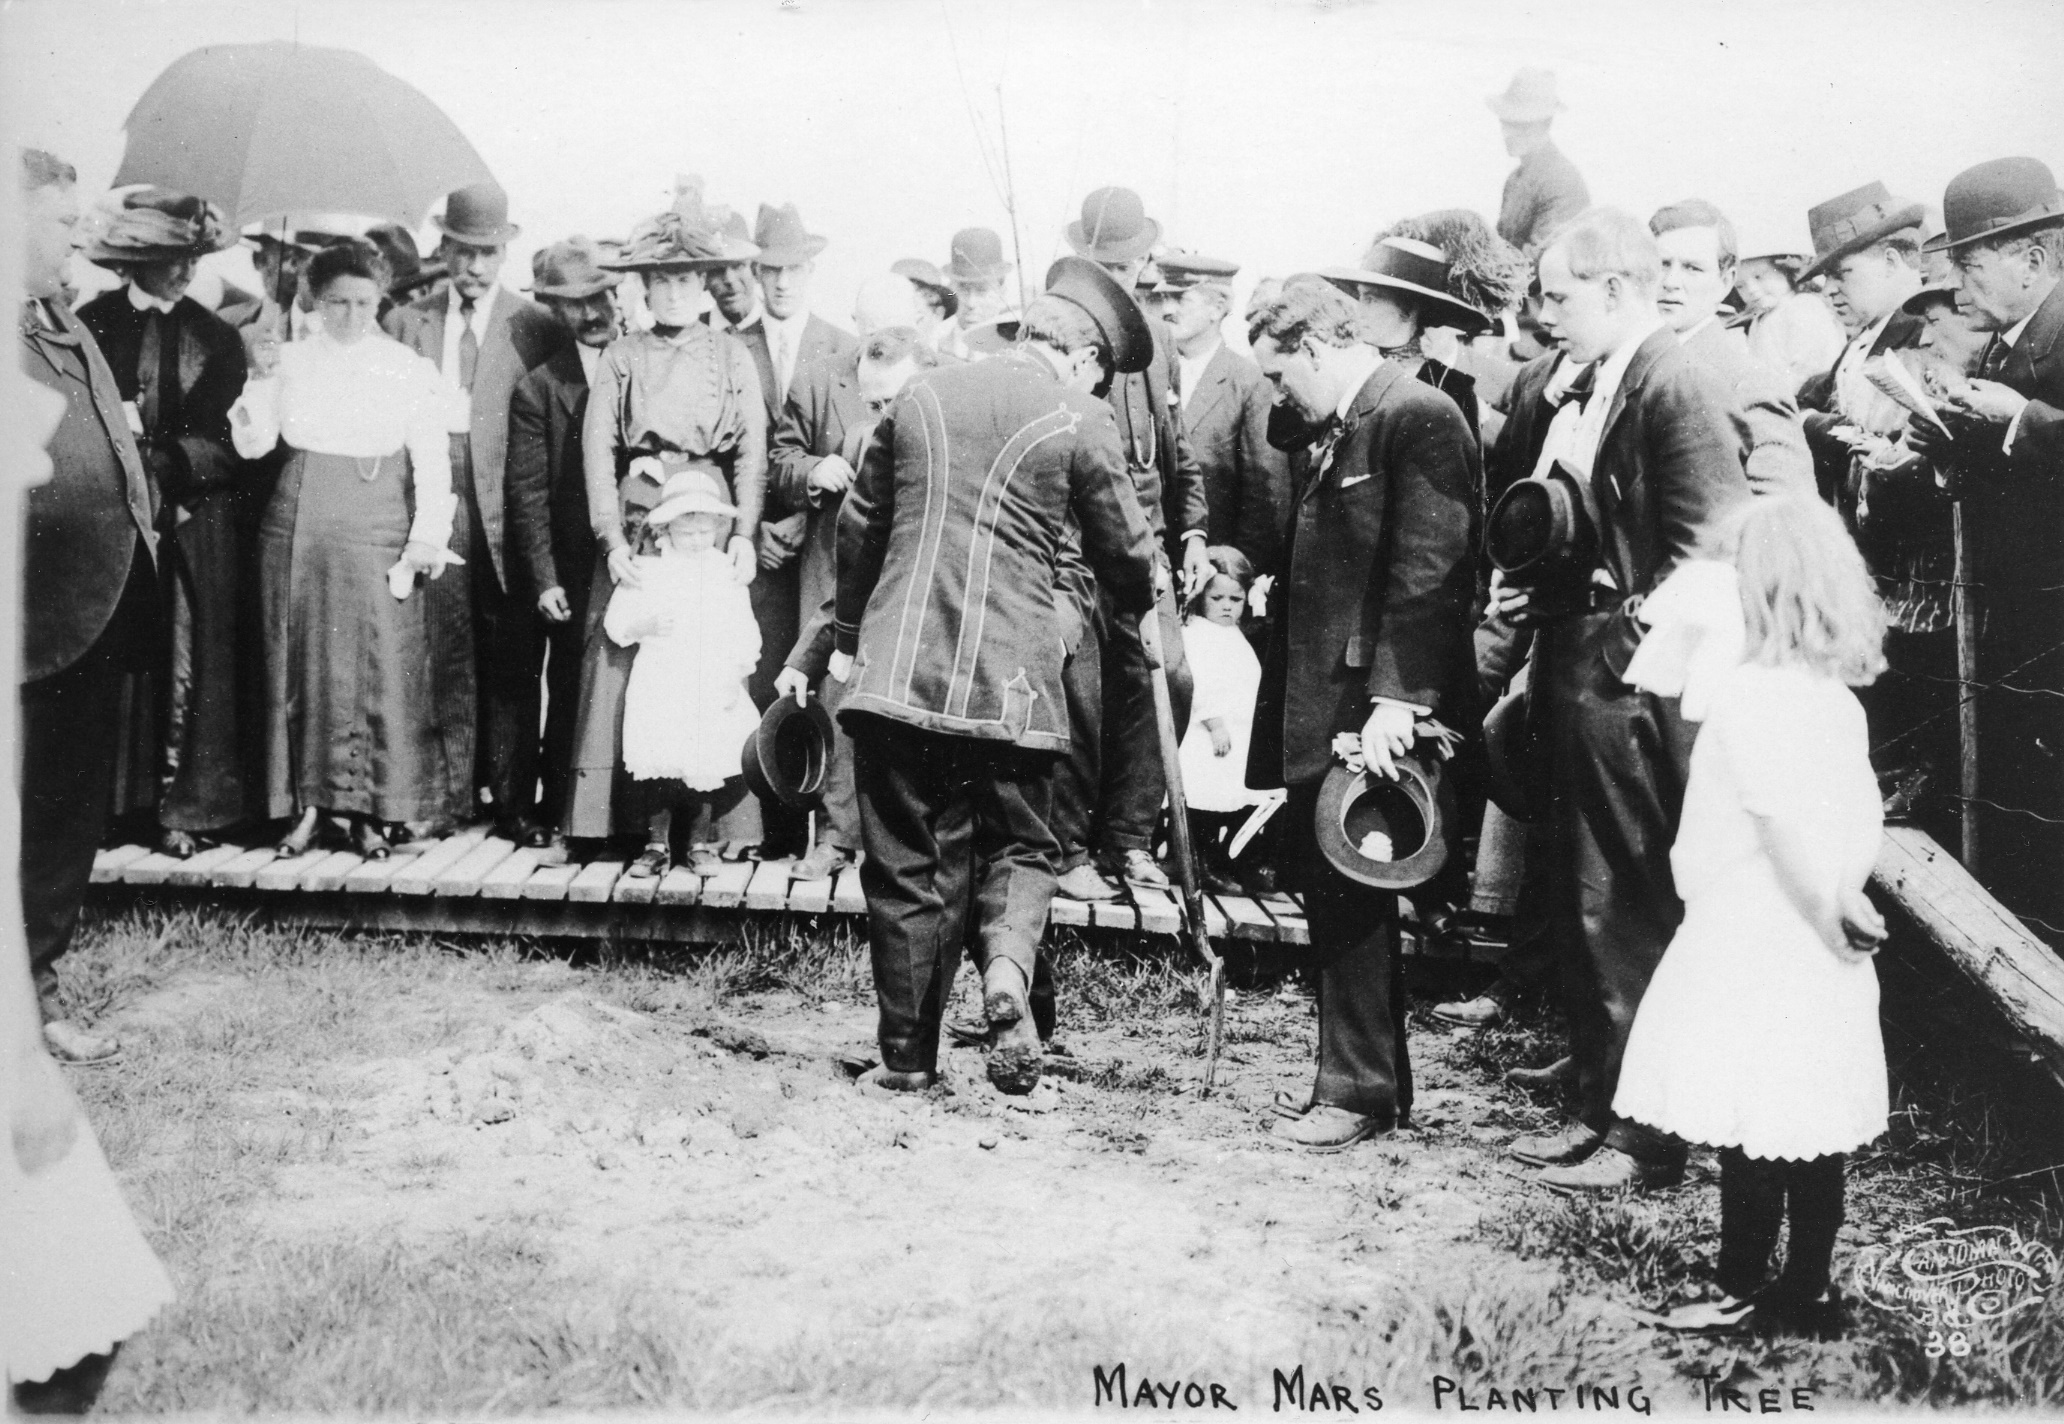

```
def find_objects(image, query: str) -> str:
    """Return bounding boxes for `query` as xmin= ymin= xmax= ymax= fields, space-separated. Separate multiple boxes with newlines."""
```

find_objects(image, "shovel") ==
xmin=1135 ymin=587 xmax=1226 ymax=1093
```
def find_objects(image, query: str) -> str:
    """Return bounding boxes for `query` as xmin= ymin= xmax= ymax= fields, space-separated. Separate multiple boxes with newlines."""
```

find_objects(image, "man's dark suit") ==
xmin=1526 ymin=327 xmax=1751 ymax=1164
xmin=836 ymin=352 xmax=1157 ymax=1073
xmin=1678 ymin=318 xmax=1815 ymax=497
xmin=1801 ymin=310 xmax=1926 ymax=503
xmin=1182 ymin=341 xmax=1291 ymax=575
xmin=505 ymin=343 xmax=596 ymax=831
xmin=384 ymin=287 xmax=566 ymax=822
xmin=1247 ymin=359 xmax=1478 ymax=1124
xmin=19 ymin=299 xmax=160 ymax=976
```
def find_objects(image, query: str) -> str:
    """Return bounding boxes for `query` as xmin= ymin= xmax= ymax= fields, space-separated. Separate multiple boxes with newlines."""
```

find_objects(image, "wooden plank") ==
xmin=699 ymin=859 xmax=753 ymax=909
xmin=1089 ymin=898 xmax=1139 ymax=931
xmin=1127 ymin=884 xmax=1182 ymax=936
xmin=612 ymin=865 xmax=659 ymax=905
xmin=121 ymin=851 xmax=186 ymax=887
xmin=212 ymin=846 xmax=280 ymax=889
xmin=1049 ymin=895 xmax=1091 ymax=928
xmin=653 ymin=866 xmax=702 ymax=907
xmin=1875 ymin=826 xmax=2064 ymax=1091
xmin=1257 ymin=892 xmax=1309 ymax=946
xmin=520 ymin=862 xmax=582 ymax=901
xmin=164 ymin=843 xmax=244 ymax=888
xmin=256 ymin=848 xmax=326 ymax=893
xmin=1200 ymin=894 xmax=1232 ymax=939
xmin=831 ymin=867 xmax=866 ymax=915
xmin=1214 ymin=893 xmax=1276 ymax=942
xmin=342 ymin=851 xmax=409 ymax=894
xmin=569 ymin=860 xmax=623 ymax=904
xmin=91 ymin=845 xmax=152 ymax=884
xmin=434 ymin=837 xmax=517 ymax=897
xmin=745 ymin=859 xmax=793 ymax=911
xmin=301 ymin=850 xmax=364 ymax=893
xmin=391 ymin=824 xmax=491 ymax=895
xmin=477 ymin=847 xmax=544 ymax=900
xmin=786 ymin=873 xmax=831 ymax=914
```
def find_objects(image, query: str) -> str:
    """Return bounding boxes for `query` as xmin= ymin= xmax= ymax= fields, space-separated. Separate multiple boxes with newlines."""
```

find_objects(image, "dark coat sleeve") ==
xmin=505 ymin=367 xmax=557 ymax=594
xmin=1235 ymin=366 xmax=1291 ymax=575
xmin=1359 ymin=397 xmax=1478 ymax=711
xmin=833 ymin=403 xmax=899 ymax=656
xmin=767 ymin=369 xmax=828 ymax=515
xmin=1070 ymin=404 xmax=1158 ymax=617
xmin=1162 ymin=357 xmax=1210 ymax=541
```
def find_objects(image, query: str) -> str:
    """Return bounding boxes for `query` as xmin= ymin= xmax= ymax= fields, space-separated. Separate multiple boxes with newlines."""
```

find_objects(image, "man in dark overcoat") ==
xmin=834 ymin=259 xmax=1158 ymax=1097
xmin=1911 ymin=157 xmax=2064 ymax=945
xmin=1244 ymin=281 xmax=1478 ymax=1149
xmin=385 ymin=181 xmax=566 ymax=840
xmin=1493 ymin=209 xmax=1752 ymax=1191
xmin=18 ymin=150 xmax=161 ymax=1064
xmin=505 ymin=239 xmax=621 ymax=847
xmin=76 ymin=191 xmax=250 ymax=857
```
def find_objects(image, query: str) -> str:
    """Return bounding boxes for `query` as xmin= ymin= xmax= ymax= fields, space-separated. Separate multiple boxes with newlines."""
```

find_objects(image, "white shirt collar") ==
xmin=1593 ymin=316 xmax=1666 ymax=409
xmin=1332 ymin=344 xmax=1385 ymax=423
xmin=723 ymin=296 xmax=766 ymax=333
xmin=761 ymin=306 xmax=809 ymax=343
xmin=127 ymin=283 xmax=176 ymax=315
xmin=447 ymin=284 xmax=493 ymax=334
xmin=2002 ymin=308 xmax=2038 ymax=348
xmin=576 ymin=342 xmax=601 ymax=382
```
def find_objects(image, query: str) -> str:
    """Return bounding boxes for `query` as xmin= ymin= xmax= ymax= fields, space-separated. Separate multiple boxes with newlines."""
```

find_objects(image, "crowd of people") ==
xmin=11 ymin=61 xmax=2064 ymax=1385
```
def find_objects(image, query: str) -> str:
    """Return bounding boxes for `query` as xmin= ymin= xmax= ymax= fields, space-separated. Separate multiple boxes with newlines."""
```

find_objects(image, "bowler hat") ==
xmin=1066 ymin=187 xmax=1162 ymax=265
xmin=740 ymin=693 xmax=836 ymax=809
xmin=753 ymin=203 xmax=828 ymax=267
xmin=1043 ymin=256 xmax=1154 ymax=375
xmin=1322 ymin=236 xmax=1493 ymax=335
xmin=1486 ymin=67 xmax=1565 ymax=124
xmin=892 ymin=257 xmax=960 ymax=316
xmin=86 ymin=188 xmax=237 ymax=266
xmin=1926 ymin=157 xmax=2064 ymax=254
xmin=528 ymin=237 xmax=623 ymax=300
xmin=1799 ymin=181 xmax=1926 ymax=281
xmin=435 ymin=181 xmax=520 ymax=248
xmin=945 ymin=227 xmax=1012 ymax=283
xmin=1313 ymin=752 xmax=1454 ymax=891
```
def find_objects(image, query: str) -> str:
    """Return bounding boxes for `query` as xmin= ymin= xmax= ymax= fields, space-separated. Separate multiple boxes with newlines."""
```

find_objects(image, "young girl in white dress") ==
xmin=603 ymin=468 xmax=762 ymax=879
xmin=1614 ymin=495 xmax=1890 ymax=1338
xmin=1179 ymin=547 xmax=1263 ymax=894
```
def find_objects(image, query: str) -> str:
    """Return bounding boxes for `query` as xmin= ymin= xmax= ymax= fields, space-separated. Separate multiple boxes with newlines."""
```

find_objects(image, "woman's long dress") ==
xmin=563 ymin=325 xmax=766 ymax=839
xmin=232 ymin=331 xmax=470 ymax=824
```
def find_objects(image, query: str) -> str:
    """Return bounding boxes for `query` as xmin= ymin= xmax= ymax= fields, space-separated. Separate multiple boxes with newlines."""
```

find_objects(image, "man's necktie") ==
xmin=1548 ymin=364 xmax=1596 ymax=410
xmin=772 ymin=327 xmax=793 ymax=397
xmin=1980 ymin=336 xmax=2008 ymax=382
xmin=458 ymin=300 xmax=479 ymax=392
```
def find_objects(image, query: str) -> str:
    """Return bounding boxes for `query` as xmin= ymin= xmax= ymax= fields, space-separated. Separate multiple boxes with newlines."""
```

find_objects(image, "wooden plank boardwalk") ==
xmin=84 ymin=834 xmax=1370 ymax=951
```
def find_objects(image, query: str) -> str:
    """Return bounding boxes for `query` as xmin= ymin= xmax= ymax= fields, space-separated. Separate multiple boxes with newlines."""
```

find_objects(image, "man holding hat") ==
xmin=386 ymin=180 xmax=567 ymax=843
xmin=1911 ymin=156 xmax=2064 ymax=943
xmin=77 ymin=188 xmax=252 ymax=859
xmin=1488 ymin=67 xmax=1589 ymax=258
xmin=834 ymin=257 xmax=1159 ymax=1098
xmin=505 ymin=238 xmax=622 ymax=848
xmin=933 ymin=226 xmax=1016 ymax=361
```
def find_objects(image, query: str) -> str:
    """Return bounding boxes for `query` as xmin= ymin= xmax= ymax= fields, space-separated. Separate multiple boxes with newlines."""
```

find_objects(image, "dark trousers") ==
xmin=1054 ymin=584 xmax=1192 ymax=865
xmin=531 ymin=577 xmax=591 ymax=829
xmin=1717 ymin=1149 xmax=1846 ymax=1301
xmin=817 ymin=670 xmax=862 ymax=851
xmin=749 ymin=562 xmax=807 ymax=854
xmin=1538 ymin=612 xmax=1693 ymax=1168
xmin=23 ymin=544 xmax=156 ymax=978
xmin=1052 ymin=625 xmax=1102 ymax=870
xmin=852 ymin=716 xmax=1060 ymax=1074
xmin=1284 ymin=780 xmax=1410 ymax=1122
xmin=467 ymin=504 xmax=543 ymax=820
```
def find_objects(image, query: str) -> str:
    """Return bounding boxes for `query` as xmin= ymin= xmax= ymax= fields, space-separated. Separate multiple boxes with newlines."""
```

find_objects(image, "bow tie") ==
xmin=1547 ymin=365 xmax=1597 ymax=410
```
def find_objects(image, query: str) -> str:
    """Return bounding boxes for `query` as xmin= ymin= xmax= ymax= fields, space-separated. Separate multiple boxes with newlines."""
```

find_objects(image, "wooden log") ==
xmin=745 ymin=860 xmax=793 ymax=911
xmin=212 ymin=846 xmax=280 ymax=888
xmin=1215 ymin=893 xmax=1276 ymax=943
xmin=90 ymin=844 xmax=152 ymax=884
xmin=831 ymin=867 xmax=866 ymax=915
xmin=476 ymin=848 xmax=544 ymax=900
xmin=521 ymin=862 xmax=583 ymax=901
xmin=699 ymin=860 xmax=753 ymax=909
xmin=568 ymin=860 xmax=623 ymax=904
xmin=164 ymin=843 xmax=244 ymax=888
xmin=1874 ymin=826 xmax=2064 ymax=1090
xmin=434 ymin=838 xmax=519 ymax=897
xmin=391 ymin=824 xmax=490 ymax=895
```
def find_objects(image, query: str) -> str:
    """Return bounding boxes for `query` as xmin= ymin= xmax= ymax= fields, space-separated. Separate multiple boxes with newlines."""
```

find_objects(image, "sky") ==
xmin=3 ymin=0 xmax=2062 ymax=323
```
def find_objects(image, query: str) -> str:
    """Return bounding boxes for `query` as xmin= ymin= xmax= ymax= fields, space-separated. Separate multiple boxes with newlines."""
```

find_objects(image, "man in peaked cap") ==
xmin=1489 ymin=67 xmax=1589 ymax=258
xmin=834 ymin=256 xmax=1157 ymax=1097
xmin=386 ymin=180 xmax=568 ymax=843
xmin=1909 ymin=156 xmax=2064 ymax=944
xmin=1056 ymin=186 xmax=1212 ymax=899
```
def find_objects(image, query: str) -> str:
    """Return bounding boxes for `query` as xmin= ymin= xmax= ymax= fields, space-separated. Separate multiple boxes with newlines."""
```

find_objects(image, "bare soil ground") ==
xmin=45 ymin=903 xmax=2064 ymax=1413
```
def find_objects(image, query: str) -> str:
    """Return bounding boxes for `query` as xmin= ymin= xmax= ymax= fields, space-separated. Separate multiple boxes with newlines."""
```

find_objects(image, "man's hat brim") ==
xmin=1043 ymin=256 xmax=1154 ymax=374
xmin=754 ymin=238 xmax=828 ymax=268
xmin=1318 ymin=267 xmax=1493 ymax=335
xmin=530 ymin=272 xmax=623 ymax=299
xmin=1800 ymin=201 xmax=1927 ymax=280
xmin=1313 ymin=755 xmax=1454 ymax=890
xmin=1924 ymin=202 xmax=2064 ymax=253
xmin=1064 ymin=214 xmax=1163 ymax=265
xmin=433 ymin=216 xmax=520 ymax=248
xmin=1486 ymin=94 xmax=1563 ymax=123
xmin=741 ymin=695 xmax=836 ymax=809
xmin=1901 ymin=283 xmax=1958 ymax=316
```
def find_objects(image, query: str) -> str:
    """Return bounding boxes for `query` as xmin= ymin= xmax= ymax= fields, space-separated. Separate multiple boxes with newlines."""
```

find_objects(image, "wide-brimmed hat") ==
xmin=891 ymin=258 xmax=959 ymax=316
xmin=1314 ymin=753 xmax=1455 ymax=891
xmin=602 ymin=207 xmax=759 ymax=273
xmin=362 ymin=221 xmax=430 ymax=298
xmin=753 ymin=203 xmax=828 ymax=267
xmin=1066 ymin=187 xmax=1162 ymax=265
xmin=1322 ymin=236 xmax=1493 ymax=335
xmin=86 ymin=188 xmax=238 ymax=266
xmin=1043 ymin=256 xmax=1154 ymax=375
xmin=528 ymin=237 xmax=623 ymax=300
xmin=1487 ymin=67 xmax=1564 ymax=124
xmin=1926 ymin=157 xmax=2064 ymax=255
xmin=741 ymin=694 xmax=836 ymax=809
xmin=944 ymin=227 xmax=1012 ymax=283
xmin=1799 ymin=181 xmax=1927 ymax=281
xmin=434 ymin=181 xmax=519 ymax=248
xmin=645 ymin=467 xmax=737 ymax=526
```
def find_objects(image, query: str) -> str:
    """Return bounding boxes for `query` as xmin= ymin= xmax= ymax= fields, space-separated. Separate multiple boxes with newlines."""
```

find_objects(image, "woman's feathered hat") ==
xmin=602 ymin=176 xmax=759 ymax=273
xmin=84 ymin=187 xmax=238 ymax=267
xmin=1378 ymin=208 xmax=1528 ymax=325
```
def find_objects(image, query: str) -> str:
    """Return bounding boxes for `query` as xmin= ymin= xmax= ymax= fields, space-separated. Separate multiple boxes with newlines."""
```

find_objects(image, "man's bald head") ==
xmin=854 ymin=273 xmax=923 ymax=338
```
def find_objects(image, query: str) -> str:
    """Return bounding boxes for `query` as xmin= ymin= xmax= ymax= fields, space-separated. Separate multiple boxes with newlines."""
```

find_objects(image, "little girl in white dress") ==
xmin=1179 ymin=547 xmax=1263 ymax=894
xmin=603 ymin=469 xmax=762 ymax=878
xmin=1614 ymin=496 xmax=1890 ymax=1339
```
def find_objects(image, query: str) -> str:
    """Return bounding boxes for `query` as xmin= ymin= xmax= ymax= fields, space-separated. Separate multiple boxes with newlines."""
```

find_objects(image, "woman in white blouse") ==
xmin=231 ymin=241 xmax=468 ymax=858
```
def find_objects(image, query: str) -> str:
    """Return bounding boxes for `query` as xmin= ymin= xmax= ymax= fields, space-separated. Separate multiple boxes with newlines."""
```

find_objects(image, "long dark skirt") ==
xmin=258 ymin=449 xmax=471 ymax=824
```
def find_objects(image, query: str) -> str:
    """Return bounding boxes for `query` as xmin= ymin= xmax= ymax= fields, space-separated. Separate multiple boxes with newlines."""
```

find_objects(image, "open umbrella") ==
xmin=112 ymin=41 xmax=493 ymax=229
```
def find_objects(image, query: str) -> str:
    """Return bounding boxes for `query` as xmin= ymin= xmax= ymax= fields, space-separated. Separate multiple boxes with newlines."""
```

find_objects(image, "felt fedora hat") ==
xmin=740 ymin=694 xmax=836 ymax=809
xmin=1313 ymin=752 xmax=1455 ymax=891
xmin=528 ymin=237 xmax=623 ymax=299
xmin=752 ymin=203 xmax=829 ymax=267
xmin=434 ymin=181 xmax=520 ymax=248
xmin=1066 ymin=187 xmax=1162 ymax=265
xmin=1044 ymin=255 xmax=1155 ymax=374
xmin=86 ymin=188 xmax=238 ymax=266
xmin=1487 ymin=67 xmax=1565 ymax=123
xmin=1322 ymin=236 xmax=1493 ymax=335
xmin=944 ymin=227 xmax=1012 ymax=282
xmin=892 ymin=257 xmax=959 ymax=316
xmin=1799 ymin=181 xmax=1926 ymax=281
xmin=1926 ymin=157 xmax=2064 ymax=254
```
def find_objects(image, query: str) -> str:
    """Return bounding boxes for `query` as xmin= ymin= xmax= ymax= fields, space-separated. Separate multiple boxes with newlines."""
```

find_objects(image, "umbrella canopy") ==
xmin=113 ymin=41 xmax=494 ymax=229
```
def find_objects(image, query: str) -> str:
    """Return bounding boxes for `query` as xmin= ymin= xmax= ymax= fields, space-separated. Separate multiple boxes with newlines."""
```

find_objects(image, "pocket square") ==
xmin=1338 ymin=471 xmax=1375 ymax=488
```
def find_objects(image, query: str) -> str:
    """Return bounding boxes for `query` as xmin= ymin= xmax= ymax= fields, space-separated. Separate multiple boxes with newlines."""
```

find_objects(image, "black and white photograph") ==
xmin=3 ymin=0 xmax=2064 ymax=1413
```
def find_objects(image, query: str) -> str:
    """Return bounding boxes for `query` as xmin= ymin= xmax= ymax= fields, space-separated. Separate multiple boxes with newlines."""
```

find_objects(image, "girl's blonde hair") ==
xmin=1720 ymin=495 xmax=1886 ymax=686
